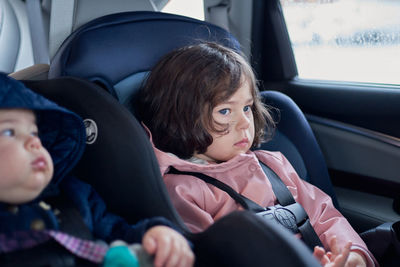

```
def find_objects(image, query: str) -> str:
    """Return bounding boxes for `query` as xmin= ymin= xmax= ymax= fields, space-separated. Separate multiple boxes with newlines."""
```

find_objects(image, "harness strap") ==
xmin=299 ymin=219 xmax=323 ymax=250
xmin=169 ymin=167 xmax=265 ymax=213
xmin=168 ymin=161 xmax=323 ymax=250
xmin=259 ymin=162 xmax=295 ymax=206
xmin=258 ymin=162 xmax=322 ymax=248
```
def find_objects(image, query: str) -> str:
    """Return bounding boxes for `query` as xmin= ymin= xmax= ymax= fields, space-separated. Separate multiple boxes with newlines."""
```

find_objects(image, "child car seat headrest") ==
xmin=49 ymin=11 xmax=240 ymax=111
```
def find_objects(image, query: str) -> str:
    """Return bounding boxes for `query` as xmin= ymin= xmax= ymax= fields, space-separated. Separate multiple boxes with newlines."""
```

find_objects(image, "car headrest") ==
xmin=49 ymin=11 xmax=240 ymax=111
xmin=23 ymin=77 xmax=188 ymax=230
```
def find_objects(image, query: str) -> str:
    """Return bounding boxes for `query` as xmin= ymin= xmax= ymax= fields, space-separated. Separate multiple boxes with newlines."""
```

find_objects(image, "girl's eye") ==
xmin=243 ymin=105 xmax=252 ymax=112
xmin=31 ymin=131 xmax=39 ymax=137
xmin=218 ymin=108 xmax=230 ymax=115
xmin=1 ymin=129 xmax=15 ymax=137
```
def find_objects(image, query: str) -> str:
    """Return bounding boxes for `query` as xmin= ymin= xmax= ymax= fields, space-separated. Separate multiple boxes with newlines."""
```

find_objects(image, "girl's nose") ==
xmin=236 ymin=112 xmax=251 ymax=129
xmin=25 ymin=135 xmax=42 ymax=150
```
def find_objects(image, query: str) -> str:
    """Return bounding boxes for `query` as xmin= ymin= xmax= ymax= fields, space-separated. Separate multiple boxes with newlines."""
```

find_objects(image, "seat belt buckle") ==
xmin=256 ymin=204 xmax=300 ymax=234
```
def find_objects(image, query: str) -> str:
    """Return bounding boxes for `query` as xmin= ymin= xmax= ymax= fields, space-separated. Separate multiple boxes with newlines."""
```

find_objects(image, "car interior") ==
xmin=2 ymin=0 xmax=400 ymax=266
xmin=43 ymin=5 xmax=343 ymax=226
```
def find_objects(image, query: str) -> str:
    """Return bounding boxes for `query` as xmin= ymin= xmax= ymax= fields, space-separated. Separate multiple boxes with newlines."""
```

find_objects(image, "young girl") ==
xmin=139 ymin=42 xmax=377 ymax=267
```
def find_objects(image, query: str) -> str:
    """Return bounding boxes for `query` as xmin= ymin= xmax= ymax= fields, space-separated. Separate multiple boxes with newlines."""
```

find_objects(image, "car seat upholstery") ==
xmin=260 ymin=91 xmax=339 ymax=207
xmin=48 ymin=11 xmax=241 ymax=112
xmin=22 ymin=76 xmax=322 ymax=267
xmin=47 ymin=0 xmax=160 ymax=60
xmin=48 ymin=10 xmax=339 ymax=207
xmin=22 ymin=77 xmax=186 ymax=228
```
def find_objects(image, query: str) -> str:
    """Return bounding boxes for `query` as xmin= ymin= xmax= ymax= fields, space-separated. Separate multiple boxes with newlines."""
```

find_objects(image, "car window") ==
xmin=280 ymin=0 xmax=400 ymax=85
xmin=162 ymin=0 xmax=204 ymax=20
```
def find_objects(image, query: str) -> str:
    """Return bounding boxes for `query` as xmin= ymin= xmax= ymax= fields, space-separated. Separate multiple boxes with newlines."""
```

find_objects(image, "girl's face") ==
xmin=0 ymin=109 xmax=54 ymax=204
xmin=195 ymin=78 xmax=255 ymax=163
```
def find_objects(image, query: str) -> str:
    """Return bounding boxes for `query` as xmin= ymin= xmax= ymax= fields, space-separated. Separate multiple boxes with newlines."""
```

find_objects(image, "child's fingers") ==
xmin=142 ymin=226 xmax=194 ymax=267
xmin=160 ymin=238 xmax=194 ymax=267
xmin=153 ymin=235 xmax=172 ymax=267
xmin=179 ymin=246 xmax=195 ymax=267
xmin=330 ymin=241 xmax=352 ymax=267
xmin=166 ymin=234 xmax=194 ymax=267
xmin=142 ymin=234 xmax=157 ymax=255
xmin=313 ymin=246 xmax=326 ymax=260
xmin=142 ymin=228 xmax=172 ymax=267
xmin=329 ymin=235 xmax=340 ymax=256
xmin=332 ymin=249 xmax=350 ymax=267
xmin=342 ymin=241 xmax=352 ymax=259
xmin=164 ymin=238 xmax=181 ymax=267
xmin=332 ymin=254 xmax=347 ymax=267
xmin=313 ymin=246 xmax=331 ymax=265
xmin=329 ymin=236 xmax=352 ymax=259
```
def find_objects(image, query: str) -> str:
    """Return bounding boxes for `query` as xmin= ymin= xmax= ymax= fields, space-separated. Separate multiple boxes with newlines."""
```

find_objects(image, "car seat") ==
xmin=48 ymin=10 xmax=339 ymax=207
xmin=260 ymin=91 xmax=338 ymax=207
xmin=48 ymin=11 xmax=241 ymax=110
xmin=23 ymin=77 xmax=182 ymax=227
xmin=22 ymin=76 xmax=321 ymax=267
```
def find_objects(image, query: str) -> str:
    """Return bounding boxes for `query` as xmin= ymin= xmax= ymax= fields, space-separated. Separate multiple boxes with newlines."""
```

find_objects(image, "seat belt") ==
xmin=168 ymin=162 xmax=323 ymax=250
xmin=26 ymin=0 xmax=50 ymax=64
xmin=205 ymin=0 xmax=230 ymax=31
xmin=48 ymin=0 xmax=75 ymax=60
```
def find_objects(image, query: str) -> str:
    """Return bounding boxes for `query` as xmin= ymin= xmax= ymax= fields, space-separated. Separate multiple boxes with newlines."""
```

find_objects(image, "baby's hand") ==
xmin=313 ymin=236 xmax=352 ymax=267
xmin=142 ymin=225 xmax=194 ymax=267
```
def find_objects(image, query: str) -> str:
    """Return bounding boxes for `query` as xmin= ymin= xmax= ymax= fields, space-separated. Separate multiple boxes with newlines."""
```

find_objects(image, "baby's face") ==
xmin=0 ymin=109 xmax=54 ymax=204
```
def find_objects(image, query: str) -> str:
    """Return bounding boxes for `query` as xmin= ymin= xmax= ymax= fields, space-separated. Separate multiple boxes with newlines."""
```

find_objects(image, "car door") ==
xmin=251 ymin=0 xmax=400 ymax=233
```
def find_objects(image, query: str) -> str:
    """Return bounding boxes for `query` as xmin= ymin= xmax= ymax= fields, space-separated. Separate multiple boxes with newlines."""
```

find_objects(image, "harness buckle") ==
xmin=256 ymin=203 xmax=308 ymax=234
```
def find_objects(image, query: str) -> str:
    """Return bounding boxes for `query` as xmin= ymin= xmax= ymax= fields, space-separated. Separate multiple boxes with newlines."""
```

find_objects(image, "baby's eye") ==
xmin=1 ymin=129 xmax=15 ymax=137
xmin=31 ymin=131 xmax=39 ymax=137
xmin=218 ymin=108 xmax=230 ymax=115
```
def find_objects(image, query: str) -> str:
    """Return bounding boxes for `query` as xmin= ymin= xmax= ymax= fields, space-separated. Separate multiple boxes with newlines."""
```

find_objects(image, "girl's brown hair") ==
xmin=139 ymin=42 xmax=275 ymax=159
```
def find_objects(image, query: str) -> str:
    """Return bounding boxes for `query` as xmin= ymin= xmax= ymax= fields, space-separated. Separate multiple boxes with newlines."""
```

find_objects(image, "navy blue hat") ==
xmin=0 ymin=73 xmax=86 ymax=190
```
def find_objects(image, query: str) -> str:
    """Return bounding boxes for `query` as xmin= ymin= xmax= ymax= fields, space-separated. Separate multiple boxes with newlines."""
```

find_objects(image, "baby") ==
xmin=0 ymin=73 xmax=194 ymax=267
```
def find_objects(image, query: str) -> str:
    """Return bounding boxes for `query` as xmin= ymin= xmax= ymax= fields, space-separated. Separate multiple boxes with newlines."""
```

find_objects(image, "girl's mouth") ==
xmin=234 ymin=138 xmax=249 ymax=148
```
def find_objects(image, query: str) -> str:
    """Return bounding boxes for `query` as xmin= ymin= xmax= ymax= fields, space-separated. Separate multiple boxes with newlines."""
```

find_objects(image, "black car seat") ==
xmin=22 ymin=76 xmax=321 ymax=267
xmin=48 ymin=11 xmax=338 ymax=208
xmin=23 ymin=77 xmax=181 ymax=226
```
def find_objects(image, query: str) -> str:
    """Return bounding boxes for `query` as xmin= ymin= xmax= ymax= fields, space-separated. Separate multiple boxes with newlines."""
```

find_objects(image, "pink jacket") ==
xmin=153 ymin=145 xmax=376 ymax=266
